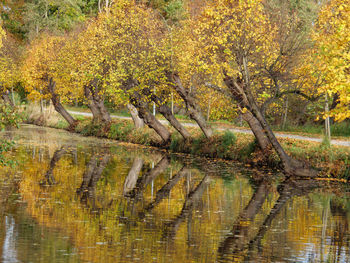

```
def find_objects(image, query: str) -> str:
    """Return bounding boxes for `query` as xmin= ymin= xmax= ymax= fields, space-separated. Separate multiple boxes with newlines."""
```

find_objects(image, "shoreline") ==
xmin=24 ymin=115 xmax=350 ymax=179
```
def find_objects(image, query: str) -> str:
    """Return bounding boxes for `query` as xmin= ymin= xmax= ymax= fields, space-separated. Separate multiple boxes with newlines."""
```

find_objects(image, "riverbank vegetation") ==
xmin=23 ymin=105 xmax=350 ymax=179
xmin=0 ymin=0 xmax=349 ymax=177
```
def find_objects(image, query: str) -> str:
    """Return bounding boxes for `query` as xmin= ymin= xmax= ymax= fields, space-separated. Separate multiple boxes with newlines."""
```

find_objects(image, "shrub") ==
xmin=0 ymin=103 xmax=23 ymax=130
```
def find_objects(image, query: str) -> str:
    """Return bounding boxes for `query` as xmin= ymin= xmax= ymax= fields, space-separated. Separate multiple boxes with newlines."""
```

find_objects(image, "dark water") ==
xmin=0 ymin=125 xmax=349 ymax=263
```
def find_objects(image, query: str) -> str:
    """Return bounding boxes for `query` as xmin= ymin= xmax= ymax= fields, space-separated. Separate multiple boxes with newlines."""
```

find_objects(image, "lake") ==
xmin=0 ymin=125 xmax=349 ymax=263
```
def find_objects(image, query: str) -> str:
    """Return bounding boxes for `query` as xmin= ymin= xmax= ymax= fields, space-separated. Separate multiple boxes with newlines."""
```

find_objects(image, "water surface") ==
xmin=0 ymin=125 xmax=349 ymax=263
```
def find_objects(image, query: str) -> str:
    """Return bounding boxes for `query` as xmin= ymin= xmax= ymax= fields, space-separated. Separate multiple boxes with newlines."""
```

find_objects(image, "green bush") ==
xmin=108 ymin=122 xmax=134 ymax=140
xmin=80 ymin=123 xmax=102 ymax=136
xmin=340 ymin=158 xmax=350 ymax=180
xmin=0 ymin=140 xmax=15 ymax=166
xmin=332 ymin=122 xmax=350 ymax=137
xmin=0 ymin=104 xmax=23 ymax=130
xmin=217 ymin=130 xmax=237 ymax=158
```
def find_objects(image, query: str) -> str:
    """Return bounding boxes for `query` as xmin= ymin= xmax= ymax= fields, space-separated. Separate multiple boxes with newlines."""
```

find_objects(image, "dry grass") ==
xmin=23 ymin=102 xmax=68 ymax=128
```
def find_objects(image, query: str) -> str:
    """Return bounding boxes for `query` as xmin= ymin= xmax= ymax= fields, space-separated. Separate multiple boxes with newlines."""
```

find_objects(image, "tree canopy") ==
xmin=314 ymin=0 xmax=350 ymax=121
xmin=0 ymin=0 xmax=349 ymax=176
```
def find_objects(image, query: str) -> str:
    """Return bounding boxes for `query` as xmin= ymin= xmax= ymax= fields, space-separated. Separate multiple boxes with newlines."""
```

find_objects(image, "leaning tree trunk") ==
xmin=47 ymin=78 xmax=77 ymax=129
xmin=142 ymin=87 xmax=191 ymax=140
xmin=242 ymin=111 xmax=270 ymax=150
xmin=224 ymin=75 xmax=317 ymax=177
xmin=130 ymin=93 xmax=171 ymax=144
xmin=247 ymin=95 xmax=317 ymax=177
xmin=158 ymin=104 xmax=191 ymax=140
xmin=172 ymin=74 xmax=213 ymax=138
xmin=127 ymin=104 xmax=144 ymax=129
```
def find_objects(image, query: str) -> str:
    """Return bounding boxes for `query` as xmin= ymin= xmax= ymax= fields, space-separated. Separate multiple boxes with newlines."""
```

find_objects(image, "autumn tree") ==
xmin=314 ymin=0 xmax=350 ymax=122
xmin=80 ymin=0 xmax=191 ymax=142
xmin=0 ymin=23 xmax=19 ymax=106
xmin=188 ymin=0 xmax=318 ymax=176
xmin=22 ymin=34 xmax=78 ymax=128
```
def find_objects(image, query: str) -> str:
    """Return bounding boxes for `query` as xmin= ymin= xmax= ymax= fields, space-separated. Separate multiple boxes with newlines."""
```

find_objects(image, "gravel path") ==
xmin=69 ymin=110 xmax=350 ymax=147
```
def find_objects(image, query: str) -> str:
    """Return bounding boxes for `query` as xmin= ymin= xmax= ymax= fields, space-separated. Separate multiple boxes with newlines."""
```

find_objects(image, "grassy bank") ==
xmin=65 ymin=105 xmax=350 ymax=139
xmin=24 ymin=104 xmax=350 ymax=179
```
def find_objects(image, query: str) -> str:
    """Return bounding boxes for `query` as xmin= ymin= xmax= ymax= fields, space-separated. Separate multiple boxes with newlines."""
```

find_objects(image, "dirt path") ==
xmin=69 ymin=110 xmax=350 ymax=147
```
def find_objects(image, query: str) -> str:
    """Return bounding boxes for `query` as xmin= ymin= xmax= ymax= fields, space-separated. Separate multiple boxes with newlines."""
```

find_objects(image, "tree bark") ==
xmin=127 ymin=103 xmax=144 ymax=129
xmin=130 ymin=93 xmax=171 ymax=144
xmin=281 ymin=96 xmax=288 ymax=129
xmin=142 ymin=87 xmax=191 ymax=140
xmin=330 ymin=92 xmax=340 ymax=111
xmin=223 ymin=75 xmax=318 ymax=177
xmin=172 ymin=74 xmax=213 ymax=138
xmin=158 ymin=104 xmax=191 ymax=140
xmin=47 ymin=78 xmax=77 ymax=129
xmin=84 ymin=85 xmax=102 ymax=123
xmin=248 ymin=98 xmax=317 ymax=177
xmin=84 ymin=82 xmax=111 ymax=125
xmin=242 ymin=111 xmax=270 ymax=150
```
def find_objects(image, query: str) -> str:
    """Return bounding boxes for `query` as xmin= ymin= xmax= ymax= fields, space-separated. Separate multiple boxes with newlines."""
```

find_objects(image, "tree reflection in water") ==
xmin=76 ymin=152 xmax=111 ymax=213
xmin=218 ymin=178 xmax=320 ymax=262
xmin=2 ymin=126 xmax=350 ymax=263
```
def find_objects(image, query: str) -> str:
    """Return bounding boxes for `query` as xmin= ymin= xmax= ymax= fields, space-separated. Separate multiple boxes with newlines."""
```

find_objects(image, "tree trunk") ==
xmin=130 ymin=93 xmax=171 ymax=144
xmin=95 ymin=97 xmax=111 ymax=124
xmin=89 ymin=84 xmax=111 ymax=124
xmin=84 ymin=85 xmax=101 ymax=123
xmin=127 ymin=103 xmax=144 ymax=129
xmin=158 ymin=104 xmax=191 ymax=140
xmin=172 ymin=74 xmax=213 ymax=138
xmin=242 ymin=111 xmax=270 ymax=150
xmin=281 ymin=96 xmax=288 ymax=129
xmin=224 ymin=75 xmax=317 ymax=177
xmin=40 ymin=99 xmax=44 ymax=113
xmin=142 ymin=87 xmax=191 ymax=140
xmin=48 ymin=78 xmax=77 ymax=129
xmin=247 ymin=90 xmax=318 ymax=177
xmin=84 ymin=84 xmax=111 ymax=125
xmin=207 ymin=97 xmax=211 ymax=122
xmin=325 ymin=93 xmax=331 ymax=143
